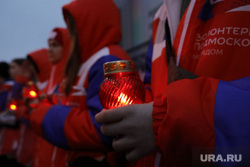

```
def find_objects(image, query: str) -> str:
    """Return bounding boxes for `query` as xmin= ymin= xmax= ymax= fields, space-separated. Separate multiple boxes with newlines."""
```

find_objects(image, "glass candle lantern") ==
xmin=99 ymin=60 xmax=145 ymax=109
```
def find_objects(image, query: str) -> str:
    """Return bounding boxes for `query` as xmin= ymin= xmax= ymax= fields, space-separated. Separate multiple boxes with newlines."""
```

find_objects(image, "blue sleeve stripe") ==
xmin=198 ymin=0 xmax=213 ymax=21
xmin=214 ymin=77 xmax=250 ymax=165
xmin=144 ymin=40 xmax=153 ymax=85
xmin=42 ymin=105 xmax=71 ymax=149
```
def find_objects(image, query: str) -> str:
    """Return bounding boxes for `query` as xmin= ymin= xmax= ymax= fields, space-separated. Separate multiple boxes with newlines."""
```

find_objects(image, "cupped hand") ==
xmin=95 ymin=102 xmax=156 ymax=161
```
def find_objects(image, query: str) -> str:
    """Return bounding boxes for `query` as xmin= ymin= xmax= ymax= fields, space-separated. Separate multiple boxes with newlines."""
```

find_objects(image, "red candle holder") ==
xmin=99 ymin=60 xmax=145 ymax=109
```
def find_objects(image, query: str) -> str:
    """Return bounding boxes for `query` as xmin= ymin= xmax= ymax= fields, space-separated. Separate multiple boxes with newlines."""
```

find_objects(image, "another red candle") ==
xmin=22 ymin=81 xmax=38 ymax=99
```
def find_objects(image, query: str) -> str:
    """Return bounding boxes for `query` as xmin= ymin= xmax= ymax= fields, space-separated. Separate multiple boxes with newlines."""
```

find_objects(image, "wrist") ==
xmin=152 ymin=95 xmax=168 ymax=152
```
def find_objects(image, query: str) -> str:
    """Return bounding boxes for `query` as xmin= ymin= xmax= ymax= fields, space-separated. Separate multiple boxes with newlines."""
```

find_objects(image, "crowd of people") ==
xmin=0 ymin=0 xmax=250 ymax=167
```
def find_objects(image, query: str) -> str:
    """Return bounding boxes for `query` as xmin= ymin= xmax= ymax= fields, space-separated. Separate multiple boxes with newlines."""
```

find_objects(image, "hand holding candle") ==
xmin=95 ymin=102 xmax=156 ymax=161
xmin=97 ymin=61 xmax=156 ymax=161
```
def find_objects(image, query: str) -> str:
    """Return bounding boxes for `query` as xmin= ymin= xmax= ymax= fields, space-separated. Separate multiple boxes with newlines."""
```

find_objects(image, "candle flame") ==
xmin=10 ymin=104 xmax=17 ymax=111
xmin=29 ymin=90 xmax=37 ymax=98
xmin=118 ymin=93 xmax=133 ymax=106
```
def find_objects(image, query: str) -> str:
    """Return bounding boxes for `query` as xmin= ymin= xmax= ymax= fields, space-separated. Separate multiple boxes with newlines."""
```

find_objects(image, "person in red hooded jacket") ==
xmin=0 ymin=61 xmax=21 ymax=167
xmin=29 ymin=0 xmax=131 ymax=166
xmin=95 ymin=0 xmax=250 ymax=167
xmin=7 ymin=48 xmax=52 ymax=167
xmin=33 ymin=27 xmax=71 ymax=167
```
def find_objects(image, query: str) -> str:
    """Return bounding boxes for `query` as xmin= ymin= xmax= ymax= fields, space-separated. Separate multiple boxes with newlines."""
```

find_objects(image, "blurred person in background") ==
xmin=0 ymin=62 xmax=13 ymax=112
xmin=5 ymin=49 xmax=52 ymax=167
xmin=33 ymin=27 xmax=71 ymax=167
xmin=0 ymin=61 xmax=24 ymax=167
xmin=9 ymin=59 xmax=26 ymax=81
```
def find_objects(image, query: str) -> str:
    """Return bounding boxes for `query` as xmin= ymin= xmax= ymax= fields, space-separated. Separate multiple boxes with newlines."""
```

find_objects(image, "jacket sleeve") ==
xmin=9 ymin=77 xmax=32 ymax=125
xmin=10 ymin=76 xmax=30 ymax=100
xmin=152 ymin=76 xmax=250 ymax=166
xmin=0 ymin=90 xmax=8 ymax=112
xmin=30 ymin=55 xmax=121 ymax=151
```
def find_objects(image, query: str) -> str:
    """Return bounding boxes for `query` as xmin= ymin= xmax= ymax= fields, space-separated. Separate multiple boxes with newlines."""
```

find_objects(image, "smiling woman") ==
xmin=0 ymin=0 xmax=71 ymax=63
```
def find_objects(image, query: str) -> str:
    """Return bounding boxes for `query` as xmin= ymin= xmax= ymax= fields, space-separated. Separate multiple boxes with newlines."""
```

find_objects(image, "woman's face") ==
xmin=9 ymin=61 xmax=23 ymax=79
xmin=48 ymin=39 xmax=63 ymax=64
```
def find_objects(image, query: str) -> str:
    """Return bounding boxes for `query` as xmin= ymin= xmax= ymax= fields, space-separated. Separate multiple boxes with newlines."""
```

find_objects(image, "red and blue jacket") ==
xmin=146 ymin=0 xmax=250 ymax=166
xmin=33 ymin=28 xmax=71 ymax=167
xmin=0 ymin=79 xmax=17 ymax=156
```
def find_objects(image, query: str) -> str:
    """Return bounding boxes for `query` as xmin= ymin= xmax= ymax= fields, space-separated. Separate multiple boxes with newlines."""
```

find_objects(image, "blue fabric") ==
xmin=0 ymin=90 xmax=8 ymax=111
xmin=144 ymin=40 xmax=153 ymax=90
xmin=10 ymin=82 xmax=24 ymax=100
xmin=53 ymin=85 xmax=60 ymax=94
xmin=0 ymin=80 xmax=14 ymax=111
xmin=214 ymin=77 xmax=250 ymax=166
xmin=198 ymin=0 xmax=213 ymax=21
xmin=87 ymin=55 xmax=120 ymax=149
xmin=20 ymin=117 xmax=31 ymax=127
xmin=42 ymin=105 xmax=71 ymax=149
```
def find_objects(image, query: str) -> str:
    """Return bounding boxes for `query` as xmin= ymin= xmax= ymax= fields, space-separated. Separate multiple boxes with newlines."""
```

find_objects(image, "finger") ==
xmin=100 ymin=122 xmax=124 ymax=136
xmin=95 ymin=105 xmax=131 ymax=123
xmin=112 ymin=136 xmax=134 ymax=152
xmin=125 ymin=149 xmax=142 ymax=162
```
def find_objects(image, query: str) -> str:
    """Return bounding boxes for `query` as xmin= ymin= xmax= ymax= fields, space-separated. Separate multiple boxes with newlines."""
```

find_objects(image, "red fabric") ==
xmin=0 ymin=128 xmax=19 ymax=155
xmin=15 ymin=105 xmax=29 ymax=121
xmin=144 ymin=85 xmax=153 ymax=103
xmin=108 ymin=45 xmax=131 ymax=61
xmin=15 ymin=76 xmax=30 ymax=85
xmin=30 ymin=105 xmax=51 ymax=137
xmin=64 ymin=107 xmax=107 ymax=151
xmin=33 ymin=137 xmax=54 ymax=167
xmin=27 ymin=48 xmax=52 ymax=83
xmin=62 ymin=0 xmax=121 ymax=63
xmin=16 ymin=124 xmax=38 ymax=166
xmin=153 ymin=77 xmax=219 ymax=166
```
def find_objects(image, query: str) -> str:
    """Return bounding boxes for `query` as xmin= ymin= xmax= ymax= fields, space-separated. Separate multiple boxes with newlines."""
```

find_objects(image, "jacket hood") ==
xmin=62 ymin=0 xmax=122 ymax=63
xmin=27 ymin=48 xmax=52 ymax=83
xmin=46 ymin=27 xmax=70 ymax=93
